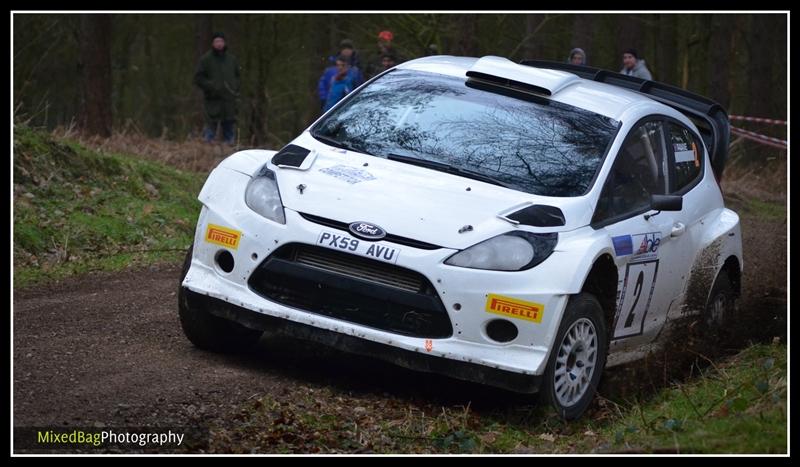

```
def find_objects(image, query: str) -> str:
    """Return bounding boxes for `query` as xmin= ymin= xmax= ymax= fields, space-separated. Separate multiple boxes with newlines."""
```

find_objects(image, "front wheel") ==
xmin=542 ymin=293 xmax=608 ymax=421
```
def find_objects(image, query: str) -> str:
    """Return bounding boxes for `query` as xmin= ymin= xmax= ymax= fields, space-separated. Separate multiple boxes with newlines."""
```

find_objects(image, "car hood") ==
xmin=272 ymin=133 xmax=594 ymax=250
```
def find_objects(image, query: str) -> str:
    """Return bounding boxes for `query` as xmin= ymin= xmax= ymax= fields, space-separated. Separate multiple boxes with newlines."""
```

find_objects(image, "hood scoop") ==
xmin=272 ymin=144 xmax=316 ymax=170
xmin=466 ymin=56 xmax=580 ymax=96
xmin=499 ymin=204 xmax=566 ymax=227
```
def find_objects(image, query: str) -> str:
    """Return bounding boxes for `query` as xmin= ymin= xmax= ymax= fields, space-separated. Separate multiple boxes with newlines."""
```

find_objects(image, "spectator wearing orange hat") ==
xmin=366 ymin=30 xmax=401 ymax=79
xmin=378 ymin=30 xmax=393 ymax=43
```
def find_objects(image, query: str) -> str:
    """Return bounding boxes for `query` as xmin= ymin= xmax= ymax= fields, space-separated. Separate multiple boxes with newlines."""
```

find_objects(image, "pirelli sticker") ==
xmin=205 ymin=224 xmax=241 ymax=250
xmin=485 ymin=294 xmax=544 ymax=323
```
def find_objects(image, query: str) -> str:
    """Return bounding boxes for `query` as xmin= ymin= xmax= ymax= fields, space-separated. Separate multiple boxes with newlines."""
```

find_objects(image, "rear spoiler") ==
xmin=519 ymin=60 xmax=731 ymax=179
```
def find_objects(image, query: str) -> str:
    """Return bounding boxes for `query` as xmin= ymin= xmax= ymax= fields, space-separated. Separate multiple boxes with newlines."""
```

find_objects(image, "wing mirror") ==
xmin=644 ymin=194 xmax=683 ymax=220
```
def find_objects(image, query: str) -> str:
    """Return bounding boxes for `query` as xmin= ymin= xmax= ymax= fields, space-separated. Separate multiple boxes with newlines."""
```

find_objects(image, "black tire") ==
xmin=178 ymin=244 xmax=263 ymax=353
xmin=542 ymin=293 xmax=608 ymax=421
xmin=703 ymin=269 xmax=738 ymax=343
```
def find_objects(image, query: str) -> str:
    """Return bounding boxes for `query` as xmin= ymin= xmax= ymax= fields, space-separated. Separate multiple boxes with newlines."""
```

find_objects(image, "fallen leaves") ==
xmin=538 ymin=433 xmax=556 ymax=442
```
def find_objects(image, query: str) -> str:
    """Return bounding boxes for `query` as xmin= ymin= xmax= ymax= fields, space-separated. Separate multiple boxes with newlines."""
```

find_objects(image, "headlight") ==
xmin=445 ymin=231 xmax=557 ymax=271
xmin=244 ymin=166 xmax=285 ymax=224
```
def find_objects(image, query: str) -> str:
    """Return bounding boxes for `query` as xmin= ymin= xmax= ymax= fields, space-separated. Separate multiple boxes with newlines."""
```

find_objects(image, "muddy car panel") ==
xmin=182 ymin=55 xmax=742 ymax=393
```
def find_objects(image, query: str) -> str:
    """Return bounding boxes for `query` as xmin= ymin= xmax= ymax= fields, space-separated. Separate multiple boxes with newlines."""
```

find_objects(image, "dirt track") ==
xmin=13 ymin=206 xmax=786 ymax=451
xmin=13 ymin=265 xmax=538 ymax=435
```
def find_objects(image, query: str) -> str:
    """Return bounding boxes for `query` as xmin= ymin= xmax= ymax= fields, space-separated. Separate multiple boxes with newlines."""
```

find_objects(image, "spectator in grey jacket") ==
xmin=620 ymin=48 xmax=653 ymax=80
xmin=567 ymin=47 xmax=587 ymax=65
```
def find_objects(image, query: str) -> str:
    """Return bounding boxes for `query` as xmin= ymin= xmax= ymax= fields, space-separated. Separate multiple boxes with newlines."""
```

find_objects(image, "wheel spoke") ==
xmin=555 ymin=379 xmax=567 ymax=392
xmin=556 ymin=353 xmax=569 ymax=365
xmin=556 ymin=382 xmax=568 ymax=398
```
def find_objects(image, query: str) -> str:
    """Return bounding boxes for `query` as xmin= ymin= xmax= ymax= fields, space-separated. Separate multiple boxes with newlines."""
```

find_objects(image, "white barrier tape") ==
xmin=730 ymin=126 xmax=787 ymax=145
xmin=729 ymin=115 xmax=787 ymax=125
xmin=730 ymin=127 xmax=788 ymax=149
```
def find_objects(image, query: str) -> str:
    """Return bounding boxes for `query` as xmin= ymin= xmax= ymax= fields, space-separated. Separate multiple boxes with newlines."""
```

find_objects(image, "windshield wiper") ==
xmin=310 ymin=131 xmax=375 ymax=156
xmin=310 ymin=131 xmax=353 ymax=151
xmin=387 ymin=154 xmax=510 ymax=188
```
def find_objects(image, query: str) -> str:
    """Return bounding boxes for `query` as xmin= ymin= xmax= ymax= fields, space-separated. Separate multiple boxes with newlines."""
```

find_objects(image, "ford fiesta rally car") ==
xmin=179 ymin=56 xmax=742 ymax=420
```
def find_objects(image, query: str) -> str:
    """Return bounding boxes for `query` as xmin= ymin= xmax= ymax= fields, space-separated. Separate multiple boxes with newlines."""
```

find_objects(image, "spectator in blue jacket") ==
xmin=338 ymin=40 xmax=364 ymax=89
xmin=323 ymin=55 xmax=357 ymax=112
xmin=317 ymin=40 xmax=364 ymax=109
xmin=317 ymin=56 xmax=339 ymax=109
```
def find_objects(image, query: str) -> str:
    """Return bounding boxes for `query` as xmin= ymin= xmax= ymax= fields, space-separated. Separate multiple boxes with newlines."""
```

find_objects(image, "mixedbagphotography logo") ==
xmin=14 ymin=426 xmax=208 ymax=452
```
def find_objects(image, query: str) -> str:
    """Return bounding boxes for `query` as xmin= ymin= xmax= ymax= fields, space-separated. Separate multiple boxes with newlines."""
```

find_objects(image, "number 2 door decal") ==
xmin=613 ymin=260 xmax=659 ymax=339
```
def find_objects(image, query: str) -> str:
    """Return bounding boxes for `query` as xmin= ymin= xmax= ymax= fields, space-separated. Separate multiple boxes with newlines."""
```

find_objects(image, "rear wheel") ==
xmin=178 ymin=244 xmax=263 ymax=353
xmin=703 ymin=269 xmax=738 ymax=342
xmin=542 ymin=293 xmax=608 ymax=421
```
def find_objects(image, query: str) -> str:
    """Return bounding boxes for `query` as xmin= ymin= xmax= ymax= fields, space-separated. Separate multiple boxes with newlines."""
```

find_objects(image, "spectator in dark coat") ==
xmin=193 ymin=32 xmax=241 ymax=144
xmin=365 ymin=30 xmax=401 ymax=79
xmin=380 ymin=52 xmax=398 ymax=71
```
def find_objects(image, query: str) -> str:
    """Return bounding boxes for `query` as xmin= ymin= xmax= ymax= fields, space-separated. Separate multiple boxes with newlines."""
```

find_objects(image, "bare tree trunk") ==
xmin=311 ymin=14 xmax=330 ymax=118
xmin=114 ymin=16 xmax=140 ymax=126
xmin=571 ymin=14 xmax=593 ymax=58
xmin=195 ymin=14 xmax=213 ymax=61
xmin=656 ymin=14 xmax=678 ymax=85
xmin=747 ymin=14 xmax=771 ymax=117
xmin=456 ymin=14 xmax=478 ymax=56
xmin=615 ymin=14 xmax=644 ymax=60
xmin=248 ymin=16 xmax=270 ymax=146
xmin=523 ymin=14 xmax=545 ymax=60
xmin=329 ymin=14 xmax=338 ymax=52
xmin=708 ymin=14 xmax=732 ymax=108
xmin=193 ymin=14 xmax=213 ymax=138
xmin=678 ymin=16 xmax=701 ymax=90
xmin=78 ymin=14 xmax=112 ymax=137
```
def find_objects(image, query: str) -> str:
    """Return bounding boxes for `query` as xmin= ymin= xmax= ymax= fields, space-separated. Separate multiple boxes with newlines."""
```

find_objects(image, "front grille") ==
xmin=247 ymin=244 xmax=452 ymax=338
xmin=293 ymin=246 xmax=423 ymax=293
xmin=299 ymin=212 xmax=443 ymax=250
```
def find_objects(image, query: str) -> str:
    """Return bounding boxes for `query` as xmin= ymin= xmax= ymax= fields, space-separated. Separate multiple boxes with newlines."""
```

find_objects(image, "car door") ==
xmin=662 ymin=119 xmax=715 ymax=316
xmin=591 ymin=118 xmax=694 ymax=355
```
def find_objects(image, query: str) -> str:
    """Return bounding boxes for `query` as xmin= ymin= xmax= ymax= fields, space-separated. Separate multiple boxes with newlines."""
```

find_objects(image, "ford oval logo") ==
xmin=348 ymin=221 xmax=387 ymax=241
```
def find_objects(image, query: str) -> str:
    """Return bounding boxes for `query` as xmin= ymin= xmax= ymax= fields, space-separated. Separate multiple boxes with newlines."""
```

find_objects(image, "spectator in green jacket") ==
xmin=193 ymin=32 xmax=241 ymax=145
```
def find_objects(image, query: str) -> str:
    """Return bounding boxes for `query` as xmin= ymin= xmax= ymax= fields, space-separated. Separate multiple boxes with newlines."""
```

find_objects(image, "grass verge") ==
xmin=13 ymin=126 xmax=206 ymax=288
xmin=206 ymin=342 xmax=786 ymax=454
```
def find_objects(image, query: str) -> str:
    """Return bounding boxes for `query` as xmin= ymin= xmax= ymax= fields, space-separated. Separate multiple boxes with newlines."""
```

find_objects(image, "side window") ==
xmin=668 ymin=123 xmax=703 ymax=193
xmin=593 ymin=121 xmax=667 ymax=224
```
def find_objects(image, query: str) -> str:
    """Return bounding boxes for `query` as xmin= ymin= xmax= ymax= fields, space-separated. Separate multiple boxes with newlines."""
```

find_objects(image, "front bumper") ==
xmin=183 ymin=167 xmax=575 ymax=384
xmin=189 ymin=290 xmax=542 ymax=393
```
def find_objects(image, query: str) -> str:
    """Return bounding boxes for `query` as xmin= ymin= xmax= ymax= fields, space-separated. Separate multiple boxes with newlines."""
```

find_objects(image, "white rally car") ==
xmin=179 ymin=56 xmax=742 ymax=420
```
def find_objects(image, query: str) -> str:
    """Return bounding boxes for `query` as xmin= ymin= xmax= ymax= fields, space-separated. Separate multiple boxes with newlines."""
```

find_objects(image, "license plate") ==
xmin=316 ymin=230 xmax=400 ymax=264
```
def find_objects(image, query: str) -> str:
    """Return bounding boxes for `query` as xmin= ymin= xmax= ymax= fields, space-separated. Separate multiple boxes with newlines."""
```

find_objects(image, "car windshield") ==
xmin=311 ymin=69 xmax=621 ymax=197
